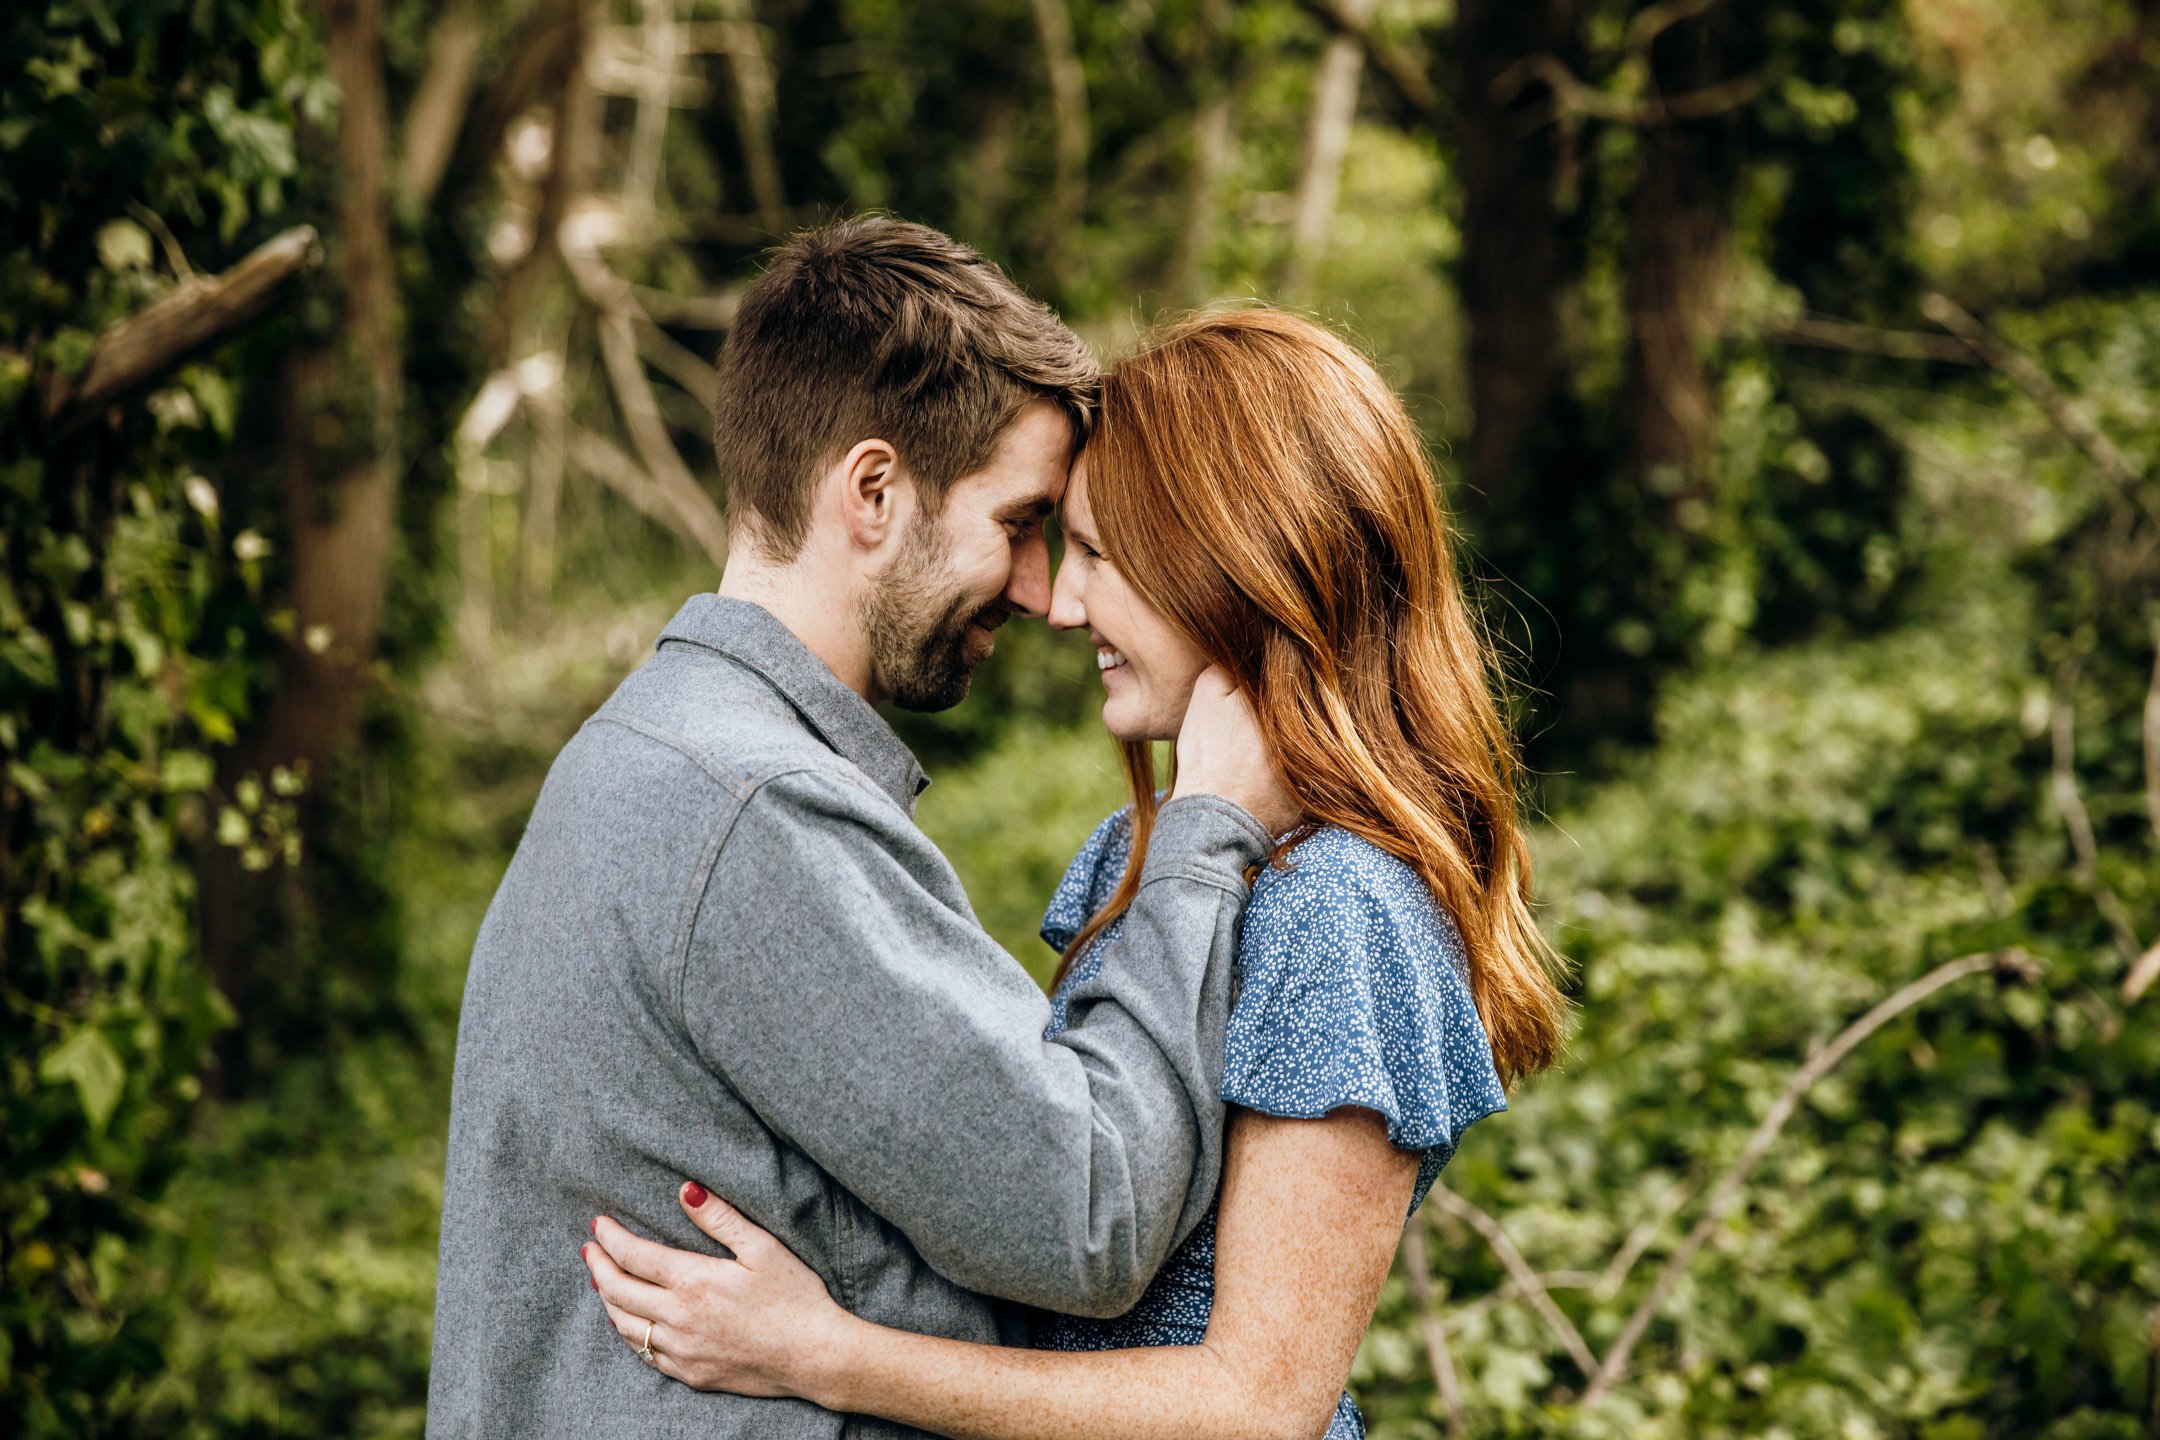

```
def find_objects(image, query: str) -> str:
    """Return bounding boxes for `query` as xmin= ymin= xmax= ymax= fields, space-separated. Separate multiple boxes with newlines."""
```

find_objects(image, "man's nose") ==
xmin=1005 ymin=529 xmax=1052 ymax=619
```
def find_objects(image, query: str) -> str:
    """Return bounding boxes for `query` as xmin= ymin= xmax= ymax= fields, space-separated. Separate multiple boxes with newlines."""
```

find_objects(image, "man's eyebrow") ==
xmin=994 ymin=496 xmax=1057 ymax=521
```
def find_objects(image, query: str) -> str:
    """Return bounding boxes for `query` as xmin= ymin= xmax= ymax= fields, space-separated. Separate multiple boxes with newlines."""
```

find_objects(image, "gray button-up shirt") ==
xmin=428 ymin=595 xmax=1269 ymax=1439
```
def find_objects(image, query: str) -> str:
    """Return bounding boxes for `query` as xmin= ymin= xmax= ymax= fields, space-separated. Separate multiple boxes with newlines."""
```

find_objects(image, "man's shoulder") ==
xmin=573 ymin=643 xmax=895 ymax=813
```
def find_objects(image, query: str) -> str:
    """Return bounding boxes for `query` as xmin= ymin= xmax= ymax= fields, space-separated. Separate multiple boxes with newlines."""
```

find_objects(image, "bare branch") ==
xmin=1494 ymin=53 xmax=1764 ymax=127
xmin=1425 ymin=1183 xmax=1599 ymax=1379
xmin=1293 ymin=0 xmax=1448 ymax=135
xmin=635 ymin=318 xmax=717 ymax=407
xmin=569 ymin=428 xmax=723 ymax=565
xmin=716 ymin=0 xmax=788 ymax=235
xmin=1624 ymin=0 xmax=1720 ymax=50
xmin=631 ymin=283 xmax=740 ymax=330
xmin=1922 ymin=293 xmax=2160 ymax=530
xmin=2051 ymin=678 xmax=2144 ymax=963
xmin=1284 ymin=0 xmax=1375 ymax=297
xmin=1399 ymin=1216 xmax=1465 ymax=1434
xmin=597 ymin=311 xmax=729 ymax=567
xmin=1593 ymin=1176 xmax=1695 ymax=1302
xmin=1753 ymin=312 xmax=1977 ymax=364
xmin=1582 ymin=949 xmax=2031 ymax=1404
xmin=399 ymin=0 xmax=485 ymax=206
xmin=45 ymin=226 xmax=320 ymax=435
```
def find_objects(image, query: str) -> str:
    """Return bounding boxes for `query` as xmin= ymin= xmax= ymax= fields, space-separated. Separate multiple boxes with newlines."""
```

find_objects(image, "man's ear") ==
xmin=837 ymin=438 xmax=907 ymax=551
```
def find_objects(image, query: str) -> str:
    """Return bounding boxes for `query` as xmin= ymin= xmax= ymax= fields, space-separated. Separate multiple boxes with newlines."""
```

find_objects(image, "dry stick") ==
xmin=1922 ymin=292 xmax=2160 ymax=532
xmin=1425 ymin=1184 xmax=1599 ymax=1380
xmin=1580 ymin=950 xmax=2026 ymax=1405
xmin=716 ymin=0 xmax=788 ymax=235
xmin=1399 ymin=1214 xmax=1465 ymax=1434
xmin=569 ymin=428 xmax=717 ymax=552
xmin=2051 ymin=682 xmax=2145 ymax=964
xmin=44 ymin=226 xmax=319 ymax=434
xmin=1751 ymin=313 xmax=1977 ymax=364
xmin=1293 ymin=0 xmax=1447 ymax=134
xmin=1592 ymin=1177 xmax=1697 ymax=1302
xmin=595 ymin=312 xmax=729 ymax=567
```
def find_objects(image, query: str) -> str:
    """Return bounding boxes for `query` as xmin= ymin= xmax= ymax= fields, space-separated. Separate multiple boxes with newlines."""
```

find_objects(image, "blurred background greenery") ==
xmin=5 ymin=0 xmax=2159 ymax=1434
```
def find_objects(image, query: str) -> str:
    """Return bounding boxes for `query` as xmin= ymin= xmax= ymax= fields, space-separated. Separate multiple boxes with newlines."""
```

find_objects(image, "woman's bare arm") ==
xmin=584 ymin=1106 xmax=1418 ymax=1440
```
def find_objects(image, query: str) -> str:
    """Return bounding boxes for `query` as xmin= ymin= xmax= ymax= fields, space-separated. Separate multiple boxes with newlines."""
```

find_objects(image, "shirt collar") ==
xmin=655 ymin=594 xmax=930 ymax=811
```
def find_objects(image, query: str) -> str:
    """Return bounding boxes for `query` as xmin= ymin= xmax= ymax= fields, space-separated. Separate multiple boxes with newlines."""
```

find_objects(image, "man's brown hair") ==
xmin=713 ymin=217 xmax=1098 ymax=559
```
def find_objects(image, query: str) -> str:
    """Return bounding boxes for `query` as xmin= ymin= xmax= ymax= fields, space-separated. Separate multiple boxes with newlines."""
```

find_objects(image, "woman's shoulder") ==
xmin=1227 ymin=823 xmax=1503 ymax=1154
xmin=1039 ymin=806 xmax=1135 ymax=953
xmin=1246 ymin=825 xmax=1464 ymax=964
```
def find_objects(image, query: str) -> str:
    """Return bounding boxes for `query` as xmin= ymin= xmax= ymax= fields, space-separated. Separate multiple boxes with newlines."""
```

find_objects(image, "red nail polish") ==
xmin=683 ymin=1181 xmax=709 ymax=1208
xmin=589 ymin=1217 xmax=597 ymax=1235
xmin=591 ymin=1276 xmax=598 ymax=1290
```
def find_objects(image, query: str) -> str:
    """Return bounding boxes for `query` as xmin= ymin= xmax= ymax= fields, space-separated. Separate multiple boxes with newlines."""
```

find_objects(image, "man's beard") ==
xmin=862 ymin=511 xmax=1008 ymax=712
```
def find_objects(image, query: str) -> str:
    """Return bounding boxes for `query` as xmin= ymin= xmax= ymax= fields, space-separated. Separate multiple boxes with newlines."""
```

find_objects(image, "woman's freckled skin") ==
xmin=1046 ymin=460 xmax=1211 ymax=744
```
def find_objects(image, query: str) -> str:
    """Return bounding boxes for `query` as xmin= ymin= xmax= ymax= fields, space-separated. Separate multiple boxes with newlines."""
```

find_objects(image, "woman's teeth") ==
xmin=1095 ymin=647 xmax=1126 ymax=672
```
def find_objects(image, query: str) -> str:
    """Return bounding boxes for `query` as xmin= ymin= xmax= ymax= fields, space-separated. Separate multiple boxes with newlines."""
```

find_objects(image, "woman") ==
xmin=581 ymin=309 xmax=1568 ymax=1438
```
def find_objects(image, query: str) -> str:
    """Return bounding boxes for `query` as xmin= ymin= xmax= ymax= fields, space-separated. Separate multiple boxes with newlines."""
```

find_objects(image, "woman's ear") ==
xmin=837 ymin=438 xmax=907 ymax=551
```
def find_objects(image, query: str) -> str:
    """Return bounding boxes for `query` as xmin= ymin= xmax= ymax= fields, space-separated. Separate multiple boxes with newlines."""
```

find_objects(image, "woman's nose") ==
xmin=1047 ymin=559 xmax=1085 ymax=631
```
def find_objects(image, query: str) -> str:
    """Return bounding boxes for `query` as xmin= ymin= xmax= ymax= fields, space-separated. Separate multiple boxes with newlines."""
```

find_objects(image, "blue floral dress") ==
xmin=1032 ymin=810 xmax=1508 ymax=1440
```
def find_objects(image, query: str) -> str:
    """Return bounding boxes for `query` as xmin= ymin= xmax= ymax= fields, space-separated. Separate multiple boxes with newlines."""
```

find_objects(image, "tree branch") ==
xmin=1493 ymin=52 xmax=1764 ymax=128
xmin=1426 ymin=1183 xmax=1599 ymax=1379
xmin=398 ymin=0 xmax=485 ymax=206
xmin=1922 ymin=292 xmax=2160 ymax=530
xmin=44 ymin=226 xmax=320 ymax=436
xmin=1751 ymin=312 xmax=1978 ymax=364
xmin=1292 ymin=0 xmax=1448 ymax=136
xmin=1581 ymin=949 xmax=2036 ymax=1404
xmin=568 ymin=428 xmax=723 ymax=565
xmin=596 ymin=311 xmax=728 ymax=566
xmin=1399 ymin=1215 xmax=1465 ymax=1434
xmin=2051 ymin=678 xmax=2145 ymax=964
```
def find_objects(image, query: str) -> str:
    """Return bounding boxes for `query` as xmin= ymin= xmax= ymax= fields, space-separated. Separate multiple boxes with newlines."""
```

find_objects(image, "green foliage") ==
xmin=1351 ymin=286 xmax=2160 ymax=1436
xmin=0 ymin=0 xmax=315 ymax=1427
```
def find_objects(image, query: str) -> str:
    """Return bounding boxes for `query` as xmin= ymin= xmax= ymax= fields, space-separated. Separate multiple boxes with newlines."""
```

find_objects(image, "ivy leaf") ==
xmin=39 ymin=1026 xmax=126 ymax=1133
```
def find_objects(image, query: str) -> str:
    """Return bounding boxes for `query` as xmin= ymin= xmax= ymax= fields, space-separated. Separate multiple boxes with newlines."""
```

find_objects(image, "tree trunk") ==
xmin=255 ymin=0 xmax=401 ymax=787
xmin=1452 ymin=0 xmax=1577 ymax=533
xmin=1623 ymin=14 xmax=1731 ymax=515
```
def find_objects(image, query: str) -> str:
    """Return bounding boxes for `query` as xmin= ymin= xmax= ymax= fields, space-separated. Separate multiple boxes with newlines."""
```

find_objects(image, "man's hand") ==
xmin=1170 ymin=666 xmax=1300 ymax=836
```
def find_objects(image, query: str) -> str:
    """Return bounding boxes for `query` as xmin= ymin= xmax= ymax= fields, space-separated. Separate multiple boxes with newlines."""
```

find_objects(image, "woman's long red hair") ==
xmin=1057 ymin=309 xmax=1566 ymax=1084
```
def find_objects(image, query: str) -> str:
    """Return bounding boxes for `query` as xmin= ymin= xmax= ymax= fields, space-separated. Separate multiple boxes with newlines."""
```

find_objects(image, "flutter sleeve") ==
xmin=1222 ymin=828 xmax=1507 ymax=1184
xmin=1040 ymin=807 xmax=1135 ymax=953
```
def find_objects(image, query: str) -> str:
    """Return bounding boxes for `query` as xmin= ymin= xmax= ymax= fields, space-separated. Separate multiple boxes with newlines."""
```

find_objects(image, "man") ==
xmin=428 ymin=218 xmax=1288 ymax=1438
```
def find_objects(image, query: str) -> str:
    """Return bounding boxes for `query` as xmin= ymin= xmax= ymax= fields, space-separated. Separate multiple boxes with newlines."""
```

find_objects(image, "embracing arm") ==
xmin=586 ymin=1105 xmax=1419 ymax=1440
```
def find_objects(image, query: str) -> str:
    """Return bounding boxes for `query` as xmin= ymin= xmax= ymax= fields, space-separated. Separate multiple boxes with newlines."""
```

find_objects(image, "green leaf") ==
xmin=161 ymin=750 xmax=213 ymax=793
xmin=39 ymin=1026 xmax=126 ymax=1133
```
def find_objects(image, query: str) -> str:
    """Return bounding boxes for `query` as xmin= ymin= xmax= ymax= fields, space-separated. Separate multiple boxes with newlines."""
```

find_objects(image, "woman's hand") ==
xmin=1171 ymin=665 xmax=1300 ymax=835
xmin=582 ymin=1181 xmax=859 ymax=1401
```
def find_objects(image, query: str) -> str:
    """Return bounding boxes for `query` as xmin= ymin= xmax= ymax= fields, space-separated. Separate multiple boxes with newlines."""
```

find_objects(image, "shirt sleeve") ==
xmin=1221 ymin=832 xmax=1508 ymax=1160
xmin=1040 ymin=808 xmax=1134 ymax=954
xmin=681 ymin=766 xmax=1267 ymax=1318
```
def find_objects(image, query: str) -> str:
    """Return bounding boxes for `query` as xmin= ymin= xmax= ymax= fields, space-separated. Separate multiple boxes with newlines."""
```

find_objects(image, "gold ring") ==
xmin=638 ymin=1319 xmax=657 ymax=1365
